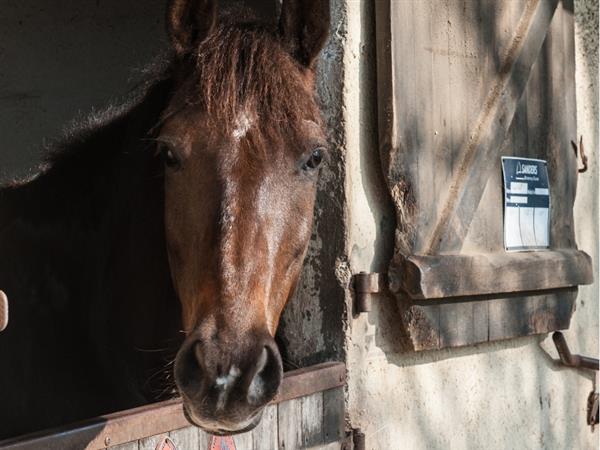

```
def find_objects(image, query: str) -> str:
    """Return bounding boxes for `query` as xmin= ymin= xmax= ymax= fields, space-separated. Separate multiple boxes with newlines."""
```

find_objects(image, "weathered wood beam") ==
xmin=399 ymin=249 xmax=593 ymax=300
xmin=424 ymin=0 xmax=560 ymax=254
xmin=0 ymin=362 xmax=346 ymax=450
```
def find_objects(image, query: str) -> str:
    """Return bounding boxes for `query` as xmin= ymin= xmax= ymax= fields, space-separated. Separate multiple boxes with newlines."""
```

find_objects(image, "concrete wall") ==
xmin=342 ymin=0 xmax=599 ymax=449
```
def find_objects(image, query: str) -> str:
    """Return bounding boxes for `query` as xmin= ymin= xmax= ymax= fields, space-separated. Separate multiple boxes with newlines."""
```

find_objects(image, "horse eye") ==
xmin=158 ymin=143 xmax=181 ymax=170
xmin=303 ymin=148 xmax=325 ymax=171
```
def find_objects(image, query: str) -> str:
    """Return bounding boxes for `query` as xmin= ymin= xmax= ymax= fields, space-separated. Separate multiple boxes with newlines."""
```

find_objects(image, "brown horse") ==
xmin=0 ymin=0 xmax=330 ymax=439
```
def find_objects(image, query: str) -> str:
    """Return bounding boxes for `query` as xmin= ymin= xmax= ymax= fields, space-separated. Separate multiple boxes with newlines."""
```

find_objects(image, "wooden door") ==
xmin=375 ymin=0 xmax=592 ymax=350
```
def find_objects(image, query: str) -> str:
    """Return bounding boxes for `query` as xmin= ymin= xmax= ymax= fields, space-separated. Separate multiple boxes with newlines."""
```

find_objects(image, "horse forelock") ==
xmin=169 ymin=18 xmax=323 ymax=144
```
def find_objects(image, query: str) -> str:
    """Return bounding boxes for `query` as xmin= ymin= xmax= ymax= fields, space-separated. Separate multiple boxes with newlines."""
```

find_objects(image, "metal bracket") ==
xmin=552 ymin=332 xmax=599 ymax=371
xmin=552 ymin=332 xmax=599 ymax=430
xmin=351 ymin=429 xmax=366 ymax=450
xmin=353 ymin=272 xmax=385 ymax=314
xmin=588 ymin=391 xmax=599 ymax=428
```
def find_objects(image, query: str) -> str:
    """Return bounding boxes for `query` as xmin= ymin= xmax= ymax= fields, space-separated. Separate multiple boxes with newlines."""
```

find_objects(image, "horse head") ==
xmin=159 ymin=0 xmax=330 ymax=434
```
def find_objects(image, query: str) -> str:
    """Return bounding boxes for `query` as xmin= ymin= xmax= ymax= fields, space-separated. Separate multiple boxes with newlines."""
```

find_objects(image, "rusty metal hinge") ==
xmin=588 ymin=391 xmax=599 ymax=429
xmin=351 ymin=429 xmax=366 ymax=450
xmin=353 ymin=272 xmax=385 ymax=314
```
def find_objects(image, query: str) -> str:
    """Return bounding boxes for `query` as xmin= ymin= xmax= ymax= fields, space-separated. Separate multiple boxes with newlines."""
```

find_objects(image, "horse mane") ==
xmin=3 ymin=8 xmax=321 ymax=194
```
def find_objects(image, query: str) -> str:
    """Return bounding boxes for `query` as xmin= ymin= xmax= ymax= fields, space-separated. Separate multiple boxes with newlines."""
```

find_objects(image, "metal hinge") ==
xmin=353 ymin=272 xmax=385 ymax=314
xmin=351 ymin=429 xmax=366 ymax=450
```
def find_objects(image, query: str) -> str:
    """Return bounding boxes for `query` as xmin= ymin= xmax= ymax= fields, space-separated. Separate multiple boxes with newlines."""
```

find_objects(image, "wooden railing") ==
xmin=0 ymin=362 xmax=346 ymax=450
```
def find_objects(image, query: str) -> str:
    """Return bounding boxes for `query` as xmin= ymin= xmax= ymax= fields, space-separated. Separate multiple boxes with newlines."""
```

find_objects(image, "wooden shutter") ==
xmin=375 ymin=0 xmax=593 ymax=350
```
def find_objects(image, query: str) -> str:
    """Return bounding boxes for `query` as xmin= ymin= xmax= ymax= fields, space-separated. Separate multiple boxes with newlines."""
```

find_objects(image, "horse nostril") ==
xmin=174 ymin=339 xmax=204 ymax=391
xmin=247 ymin=344 xmax=283 ymax=406
xmin=193 ymin=342 xmax=204 ymax=369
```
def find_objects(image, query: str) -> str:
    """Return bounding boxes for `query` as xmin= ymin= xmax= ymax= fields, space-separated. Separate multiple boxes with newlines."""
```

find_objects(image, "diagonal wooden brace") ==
xmin=425 ymin=0 xmax=560 ymax=254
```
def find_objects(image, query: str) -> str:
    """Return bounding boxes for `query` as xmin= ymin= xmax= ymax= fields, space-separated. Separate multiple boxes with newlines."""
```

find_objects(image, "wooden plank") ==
xmin=322 ymin=388 xmax=344 ymax=445
xmin=377 ymin=0 xmax=443 ymax=349
xmin=424 ymin=0 xmax=560 ymax=254
xmin=197 ymin=429 xmax=210 ymax=450
xmin=1 ymin=362 xmax=346 ymax=450
xmin=277 ymin=399 xmax=302 ymax=450
xmin=407 ymin=290 xmax=576 ymax=350
xmin=400 ymin=249 xmax=593 ymax=300
xmin=377 ymin=0 xmax=429 ymax=255
xmin=438 ymin=302 xmax=472 ymax=348
xmin=304 ymin=443 xmax=342 ymax=450
xmin=169 ymin=427 xmax=201 ymax=450
xmin=273 ymin=362 xmax=345 ymax=403
xmin=545 ymin=0 xmax=577 ymax=249
xmin=300 ymin=393 xmax=324 ymax=449
xmin=437 ymin=0 xmax=476 ymax=346
xmin=488 ymin=290 xmax=576 ymax=341
xmin=231 ymin=431 xmax=252 ymax=450
xmin=139 ymin=434 xmax=171 ymax=450
xmin=400 ymin=303 xmax=440 ymax=351
xmin=106 ymin=442 xmax=137 ymax=450
xmin=472 ymin=300 xmax=490 ymax=343
xmin=250 ymin=405 xmax=278 ymax=450
xmin=0 ymin=399 xmax=188 ymax=450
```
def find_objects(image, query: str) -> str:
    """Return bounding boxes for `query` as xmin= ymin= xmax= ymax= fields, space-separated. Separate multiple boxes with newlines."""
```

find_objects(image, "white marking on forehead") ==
xmin=232 ymin=111 xmax=254 ymax=140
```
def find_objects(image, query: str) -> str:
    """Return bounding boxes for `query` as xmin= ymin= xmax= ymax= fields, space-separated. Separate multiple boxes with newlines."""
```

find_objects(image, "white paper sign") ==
xmin=501 ymin=157 xmax=550 ymax=251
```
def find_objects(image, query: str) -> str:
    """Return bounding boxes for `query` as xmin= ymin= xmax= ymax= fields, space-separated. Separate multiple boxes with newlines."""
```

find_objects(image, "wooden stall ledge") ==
xmin=398 ymin=249 xmax=593 ymax=300
xmin=0 ymin=362 xmax=346 ymax=450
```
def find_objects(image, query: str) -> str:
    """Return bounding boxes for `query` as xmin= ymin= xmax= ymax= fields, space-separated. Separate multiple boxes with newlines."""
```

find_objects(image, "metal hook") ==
xmin=552 ymin=332 xmax=598 ymax=371
xmin=570 ymin=136 xmax=588 ymax=174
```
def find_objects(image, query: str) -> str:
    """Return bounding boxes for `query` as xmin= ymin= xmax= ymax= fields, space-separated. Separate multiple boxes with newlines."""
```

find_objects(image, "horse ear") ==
xmin=279 ymin=0 xmax=330 ymax=68
xmin=166 ymin=0 xmax=217 ymax=57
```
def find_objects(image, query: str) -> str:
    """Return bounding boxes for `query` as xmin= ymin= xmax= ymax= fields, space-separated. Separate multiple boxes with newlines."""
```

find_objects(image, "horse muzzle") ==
xmin=174 ymin=331 xmax=283 ymax=434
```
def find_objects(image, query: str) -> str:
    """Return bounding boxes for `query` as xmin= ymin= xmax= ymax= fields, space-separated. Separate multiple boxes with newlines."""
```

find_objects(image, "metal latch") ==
xmin=552 ymin=332 xmax=599 ymax=429
xmin=552 ymin=332 xmax=599 ymax=371
xmin=353 ymin=272 xmax=385 ymax=314
xmin=588 ymin=392 xmax=599 ymax=428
